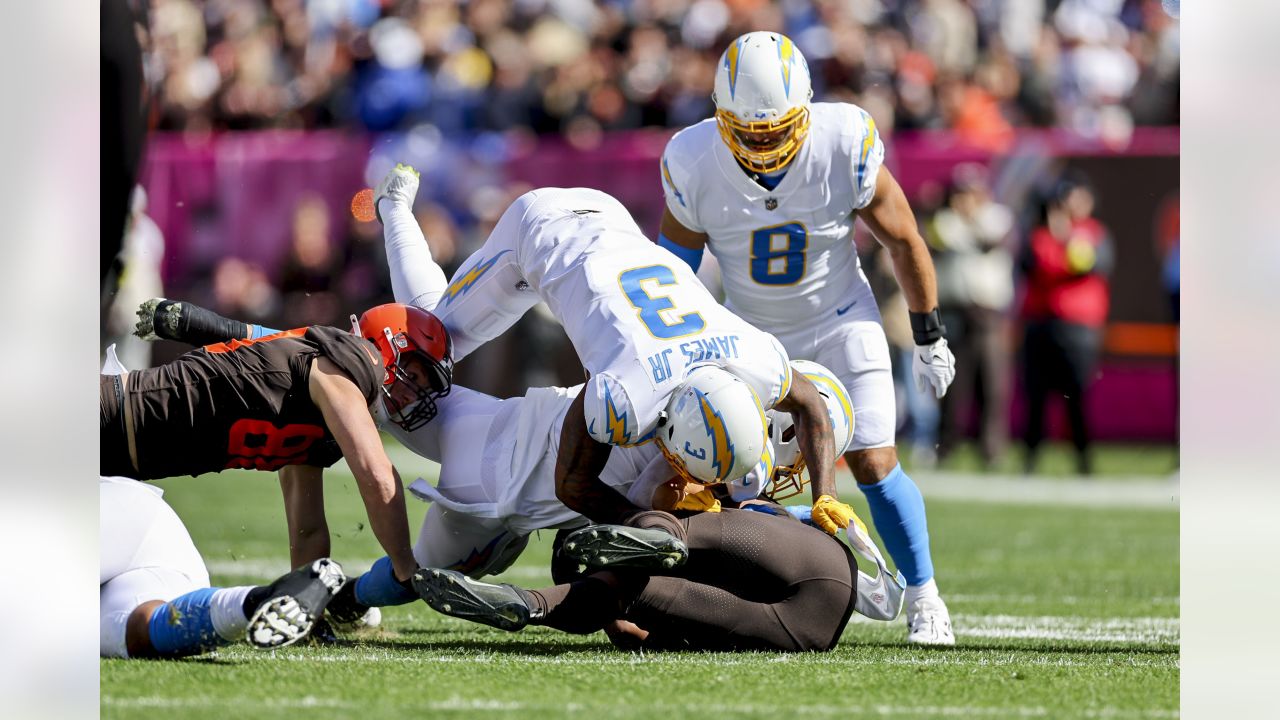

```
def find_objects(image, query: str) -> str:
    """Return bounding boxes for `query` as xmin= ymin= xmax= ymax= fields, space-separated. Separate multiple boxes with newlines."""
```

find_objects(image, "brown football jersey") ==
xmin=113 ymin=325 xmax=384 ymax=480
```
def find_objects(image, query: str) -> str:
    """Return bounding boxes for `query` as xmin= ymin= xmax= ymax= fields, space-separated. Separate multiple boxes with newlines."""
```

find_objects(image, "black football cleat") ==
xmin=134 ymin=298 xmax=181 ymax=341
xmin=412 ymin=568 xmax=531 ymax=631
xmin=246 ymin=558 xmax=346 ymax=649
xmin=135 ymin=297 xmax=252 ymax=346
xmin=560 ymin=524 xmax=689 ymax=571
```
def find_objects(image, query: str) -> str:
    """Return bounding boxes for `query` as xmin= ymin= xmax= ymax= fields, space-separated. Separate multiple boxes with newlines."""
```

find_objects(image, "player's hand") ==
xmin=811 ymin=494 xmax=860 ymax=536
xmin=374 ymin=163 xmax=421 ymax=223
xmin=673 ymin=488 xmax=721 ymax=513
xmin=912 ymin=338 xmax=956 ymax=399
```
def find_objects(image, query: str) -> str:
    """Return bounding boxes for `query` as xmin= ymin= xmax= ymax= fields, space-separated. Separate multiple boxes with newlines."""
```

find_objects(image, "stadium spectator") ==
xmin=279 ymin=194 xmax=342 ymax=328
xmin=1019 ymin=172 xmax=1113 ymax=475
xmin=142 ymin=0 xmax=1178 ymax=139
xmin=928 ymin=164 xmax=1015 ymax=469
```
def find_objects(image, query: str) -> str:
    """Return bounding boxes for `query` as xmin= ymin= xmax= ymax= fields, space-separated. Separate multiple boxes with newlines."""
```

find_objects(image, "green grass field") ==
xmin=101 ymin=441 xmax=1179 ymax=719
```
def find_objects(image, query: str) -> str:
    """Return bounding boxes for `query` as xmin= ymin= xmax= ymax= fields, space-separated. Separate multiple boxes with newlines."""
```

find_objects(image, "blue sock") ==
xmin=354 ymin=556 xmax=417 ymax=607
xmin=858 ymin=463 xmax=934 ymax=586
xmin=146 ymin=588 xmax=226 ymax=656
xmin=247 ymin=324 xmax=279 ymax=339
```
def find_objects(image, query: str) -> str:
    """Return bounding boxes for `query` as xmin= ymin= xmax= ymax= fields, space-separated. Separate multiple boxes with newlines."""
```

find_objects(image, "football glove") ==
xmin=912 ymin=338 xmax=956 ymax=399
xmin=811 ymin=494 xmax=864 ymax=536
xmin=673 ymin=488 xmax=722 ymax=513
xmin=373 ymin=163 xmax=420 ymax=223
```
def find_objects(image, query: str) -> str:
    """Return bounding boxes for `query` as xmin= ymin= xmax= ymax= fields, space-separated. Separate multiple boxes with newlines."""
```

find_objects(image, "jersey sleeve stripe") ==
xmin=662 ymin=157 xmax=687 ymax=208
xmin=856 ymin=111 xmax=878 ymax=190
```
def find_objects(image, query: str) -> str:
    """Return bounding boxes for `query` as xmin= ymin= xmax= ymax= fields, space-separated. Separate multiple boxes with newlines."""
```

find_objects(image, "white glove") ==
xmin=374 ymin=163 xmax=420 ymax=223
xmin=912 ymin=338 xmax=956 ymax=399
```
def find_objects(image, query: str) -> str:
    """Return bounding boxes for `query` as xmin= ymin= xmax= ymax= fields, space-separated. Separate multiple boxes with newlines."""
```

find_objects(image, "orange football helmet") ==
xmin=354 ymin=303 xmax=453 ymax=431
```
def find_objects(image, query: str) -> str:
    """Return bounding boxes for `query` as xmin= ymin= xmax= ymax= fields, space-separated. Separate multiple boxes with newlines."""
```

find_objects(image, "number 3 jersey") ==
xmin=429 ymin=187 xmax=793 ymax=448
xmin=106 ymin=326 xmax=384 ymax=480
xmin=660 ymin=102 xmax=886 ymax=331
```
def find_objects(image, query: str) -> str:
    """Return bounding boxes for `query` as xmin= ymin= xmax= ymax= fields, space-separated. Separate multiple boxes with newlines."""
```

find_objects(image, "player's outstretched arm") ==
xmin=858 ymin=168 xmax=956 ymax=398
xmin=657 ymin=207 xmax=709 ymax=272
xmin=309 ymin=356 xmax=417 ymax=582
xmin=777 ymin=372 xmax=862 ymax=536
xmin=554 ymin=392 xmax=640 ymax=524
xmin=279 ymin=465 xmax=331 ymax=569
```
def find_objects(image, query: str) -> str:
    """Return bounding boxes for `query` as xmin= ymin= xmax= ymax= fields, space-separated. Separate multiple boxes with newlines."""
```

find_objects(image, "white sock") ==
xmin=381 ymin=197 xmax=447 ymax=310
xmin=905 ymin=577 xmax=939 ymax=606
xmin=208 ymin=586 xmax=253 ymax=641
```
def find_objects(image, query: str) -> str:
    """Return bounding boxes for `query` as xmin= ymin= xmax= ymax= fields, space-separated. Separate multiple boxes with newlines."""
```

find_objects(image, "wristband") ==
xmin=909 ymin=308 xmax=946 ymax=346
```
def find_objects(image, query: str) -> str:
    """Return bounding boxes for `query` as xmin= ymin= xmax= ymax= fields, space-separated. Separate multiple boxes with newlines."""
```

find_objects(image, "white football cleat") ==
xmin=906 ymin=595 xmax=956 ymax=646
xmin=373 ymin=162 xmax=420 ymax=223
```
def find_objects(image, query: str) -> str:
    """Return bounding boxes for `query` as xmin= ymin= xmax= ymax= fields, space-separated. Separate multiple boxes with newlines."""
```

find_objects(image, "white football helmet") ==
xmin=766 ymin=360 xmax=855 ymax=500
xmin=713 ymin=31 xmax=814 ymax=173
xmin=656 ymin=365 xmax=768 ymax=486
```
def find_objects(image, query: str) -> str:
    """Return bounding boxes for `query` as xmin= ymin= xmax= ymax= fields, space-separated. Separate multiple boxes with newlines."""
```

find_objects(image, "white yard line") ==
xmin=101 ymin=696 xmax=1178 ymax=718
xmin=902 ymin=472 xmax=1179 ymax=510
xmin=849 ymin=612 xmax=1179 ymax=644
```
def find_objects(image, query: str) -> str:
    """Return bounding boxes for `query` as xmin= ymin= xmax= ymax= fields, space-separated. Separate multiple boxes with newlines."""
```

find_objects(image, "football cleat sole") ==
xmin=134 ymin=298 xmax=167 ymax=341
xmin=560 ymin=524 xmax=689 ymax=571
xmin=246 ymin=558 xmax=346 ymax=650
xmin=412 ymin=568 xmax=530 ymax=631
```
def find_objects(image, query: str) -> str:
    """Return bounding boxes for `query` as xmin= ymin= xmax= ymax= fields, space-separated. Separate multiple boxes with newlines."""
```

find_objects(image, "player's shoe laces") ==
xmin=412 ymin=568 xmax=531 ymax=631
xmin=373 ymin=163 xmax=420 ymax=223
xmin=906 ymin=595 xmax=955 ymax=646
xmin=559 ymin=524 xmax=689 ymax=571
xmin=246 ymin=558 xmax=346 ymax=649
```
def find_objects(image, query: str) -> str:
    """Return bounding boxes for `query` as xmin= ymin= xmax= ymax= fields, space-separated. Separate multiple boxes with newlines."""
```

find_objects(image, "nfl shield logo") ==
xmin=765 ymin=197 xmax=778 ymax=211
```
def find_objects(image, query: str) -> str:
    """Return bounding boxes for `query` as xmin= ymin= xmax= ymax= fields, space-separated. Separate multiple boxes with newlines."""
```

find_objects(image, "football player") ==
xmin=101 ymin=301 xmax=454 ymax=590
xmin=412 ymin=507 xmax=861 ymax=653
xmin=657 ymin=32 xmax=957 ymax=644
xmin=375 ymin=164 xmax=861 ymax=541
xmin=100 ymin=476 xmax=346 ymax=656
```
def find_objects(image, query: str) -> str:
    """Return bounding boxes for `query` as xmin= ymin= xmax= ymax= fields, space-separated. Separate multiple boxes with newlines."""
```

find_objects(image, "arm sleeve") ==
xmin=660 ymin=148 xmax=703 ymax=233
xmin=851 ymin=107 xmax=886 ymax=210
xmin=381 ymin=198 xmax=448 ymax=312
xmin=657 ymin=233 xmax=703 ymax=273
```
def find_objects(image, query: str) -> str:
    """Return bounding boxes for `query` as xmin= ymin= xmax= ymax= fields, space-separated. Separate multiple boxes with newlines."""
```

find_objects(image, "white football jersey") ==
xmin=387 ymin=384 xmax=673 ymax=534
xmin=438 ymin=187 xmax=793 ymax=447
xmin=661 ymin=102 xmax=885 ymax=331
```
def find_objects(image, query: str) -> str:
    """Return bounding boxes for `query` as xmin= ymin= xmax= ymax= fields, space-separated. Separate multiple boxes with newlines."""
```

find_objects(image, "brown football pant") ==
xmin=536 ymin=509 xmax=858 ymax=652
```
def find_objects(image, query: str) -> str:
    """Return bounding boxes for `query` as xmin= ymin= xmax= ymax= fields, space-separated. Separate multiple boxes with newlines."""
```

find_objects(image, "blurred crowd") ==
xmin=144 ymin=0 xmax=1179 ymax=147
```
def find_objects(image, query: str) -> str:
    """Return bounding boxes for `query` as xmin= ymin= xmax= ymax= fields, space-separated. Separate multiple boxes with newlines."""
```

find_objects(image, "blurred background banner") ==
xmin=96 ymin=0 xmax=1182 ymax=473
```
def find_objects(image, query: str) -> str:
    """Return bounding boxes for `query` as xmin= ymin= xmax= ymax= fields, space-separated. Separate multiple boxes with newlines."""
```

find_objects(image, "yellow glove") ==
xmin=811 ymin=494 xmax=865 ymax=536
xmin=1065 ymin=237 xmax=1097 ymax=274
xmin=674 ymin=488 xmax=722 ymax=513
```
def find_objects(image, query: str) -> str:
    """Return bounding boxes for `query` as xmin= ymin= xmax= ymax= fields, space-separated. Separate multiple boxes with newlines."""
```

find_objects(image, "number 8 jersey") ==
xmin=426 ymin=187 xmax=793 ymax=448
xmin=660 ymin=102 xmax=885 ymax=330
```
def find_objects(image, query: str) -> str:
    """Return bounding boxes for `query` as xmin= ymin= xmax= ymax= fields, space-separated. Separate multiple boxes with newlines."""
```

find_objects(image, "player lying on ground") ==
xmin=376 ymin=165 xmax=861 ymax=540
xmin=102 ymin=299 xmax=453 ymax=588
xmin=657 ymin=31 xmax=957 ymax=644
xmin=413 ymin=508 xmax=860 ymax=652
xmin=100 ymin=476 xmax=345 ymax=657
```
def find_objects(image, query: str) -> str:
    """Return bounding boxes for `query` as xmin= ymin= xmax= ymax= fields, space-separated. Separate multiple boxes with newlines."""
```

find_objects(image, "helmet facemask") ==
xmin=381 ymin=336 xmax=453 ymax=432
xmin=715 ymin=105 xmax=811 ymax=174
